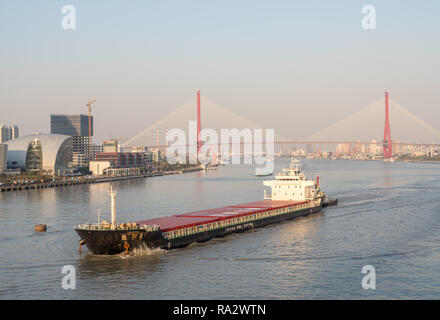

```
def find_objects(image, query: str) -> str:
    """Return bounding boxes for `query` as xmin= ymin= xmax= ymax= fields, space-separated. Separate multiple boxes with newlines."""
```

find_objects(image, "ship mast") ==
xmin=109 ymin=186 xmax=117 ymax=229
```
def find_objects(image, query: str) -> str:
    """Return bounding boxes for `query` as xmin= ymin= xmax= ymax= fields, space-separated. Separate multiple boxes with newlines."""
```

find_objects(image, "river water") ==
xmin=0 ymin=159 xmax=439 ymax=299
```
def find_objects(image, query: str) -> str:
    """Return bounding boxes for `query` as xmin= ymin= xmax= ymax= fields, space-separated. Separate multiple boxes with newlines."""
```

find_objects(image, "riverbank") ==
xmin=0 ymin=167 xmax=203 ymax=192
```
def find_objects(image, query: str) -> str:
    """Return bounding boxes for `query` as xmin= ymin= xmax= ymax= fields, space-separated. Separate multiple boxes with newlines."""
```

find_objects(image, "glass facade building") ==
xmin=50 ymin=115 xmax=93 ymax=136
xmin=25 ymin=138 xmax=43 ymax=171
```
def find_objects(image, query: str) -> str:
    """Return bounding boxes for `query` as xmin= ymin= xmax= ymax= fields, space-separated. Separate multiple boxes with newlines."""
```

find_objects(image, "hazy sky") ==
xmin=1 ymin=0 xmax=439 ymax=143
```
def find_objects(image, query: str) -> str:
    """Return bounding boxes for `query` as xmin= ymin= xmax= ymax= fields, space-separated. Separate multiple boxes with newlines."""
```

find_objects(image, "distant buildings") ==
xmin=368 ymin=140 xmax=378 ymax=155
xmin=391 ymin=140 xmax=400 ymax=154
xmin=0 ymin=124 xmax=19 ymax=143
xmin=102 ymin=139 xmax=118 ymax=153
xmin=50 ymin=114 xmax=93 ymax=167
xmin=335 ymin=143 xmax=350 ymax=154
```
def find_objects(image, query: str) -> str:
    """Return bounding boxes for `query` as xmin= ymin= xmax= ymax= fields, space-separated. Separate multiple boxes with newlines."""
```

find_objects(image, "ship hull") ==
xmin=76 ymin=202 xmax=323 ymax=255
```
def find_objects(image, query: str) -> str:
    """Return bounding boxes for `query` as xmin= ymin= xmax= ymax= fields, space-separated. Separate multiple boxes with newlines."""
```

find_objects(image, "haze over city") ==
xmin=1 ymin=0 xmax=439 ymax=143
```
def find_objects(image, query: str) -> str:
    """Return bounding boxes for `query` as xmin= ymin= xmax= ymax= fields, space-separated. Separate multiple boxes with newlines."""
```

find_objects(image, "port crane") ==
xmin=86 ymin=98 xmax=96 ymax=162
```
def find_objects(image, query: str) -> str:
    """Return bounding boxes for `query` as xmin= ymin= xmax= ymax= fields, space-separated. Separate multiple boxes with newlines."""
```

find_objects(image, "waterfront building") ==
xmin=5 ymin=133 xmax=73 ymax=174
xmin=89 ymin=160 xmax=111 ymax=175
xmin=50 ymin=114 xmax=92 ymax=167
xmin=95 ymin=152 xmax=145 ymax=168
xmin=89 ymin=160 xmax=142 ymax=176
xmin=0 ymin=144 xmax=7 ymax=173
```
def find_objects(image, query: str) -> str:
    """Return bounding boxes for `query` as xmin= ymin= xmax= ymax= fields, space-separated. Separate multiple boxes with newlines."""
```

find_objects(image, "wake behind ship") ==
xmin=75 ymin=158 xmax=333 ymax=255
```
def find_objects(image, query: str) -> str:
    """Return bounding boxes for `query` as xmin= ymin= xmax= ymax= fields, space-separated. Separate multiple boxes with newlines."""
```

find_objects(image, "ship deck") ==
xmin=135 ymin=200 xmax=307 ymax=232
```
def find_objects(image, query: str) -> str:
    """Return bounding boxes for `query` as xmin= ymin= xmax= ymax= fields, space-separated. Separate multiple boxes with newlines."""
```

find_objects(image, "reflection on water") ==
xmin=382 ymin=165 xmax=393 ymax=188
xmin=1 ymin=159 xmax=440 ymax=299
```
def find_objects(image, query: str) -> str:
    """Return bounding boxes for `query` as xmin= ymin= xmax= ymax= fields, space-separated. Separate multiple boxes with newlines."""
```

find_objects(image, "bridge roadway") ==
xmin=148 ymin=141 xmax=440 ymax=148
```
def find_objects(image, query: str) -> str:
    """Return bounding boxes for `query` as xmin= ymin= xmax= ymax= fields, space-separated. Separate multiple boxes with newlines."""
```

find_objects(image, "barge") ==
xmin=75 ymin=158 xmax=334 ymax=255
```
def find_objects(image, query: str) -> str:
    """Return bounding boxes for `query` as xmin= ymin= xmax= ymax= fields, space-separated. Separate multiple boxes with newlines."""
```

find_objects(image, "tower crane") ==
xmin=86 ymin=98 xmax=96 ymax=163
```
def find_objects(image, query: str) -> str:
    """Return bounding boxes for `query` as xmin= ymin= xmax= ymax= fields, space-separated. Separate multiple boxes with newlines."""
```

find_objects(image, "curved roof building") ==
xmin=5 ymin=133 xmax=73 ymax=174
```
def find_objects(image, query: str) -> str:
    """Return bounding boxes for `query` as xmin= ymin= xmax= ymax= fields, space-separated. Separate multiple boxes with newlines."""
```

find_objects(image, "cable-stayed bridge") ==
xmin=122 ymin=92 xmax=440 ymax=152
xmin=123 ymin=94 xmax=289 ymax=148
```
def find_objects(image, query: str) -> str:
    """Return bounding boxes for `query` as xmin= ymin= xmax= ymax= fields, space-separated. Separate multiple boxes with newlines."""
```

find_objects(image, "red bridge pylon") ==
xmin=383 ymin=91 xmax=392 ymax=159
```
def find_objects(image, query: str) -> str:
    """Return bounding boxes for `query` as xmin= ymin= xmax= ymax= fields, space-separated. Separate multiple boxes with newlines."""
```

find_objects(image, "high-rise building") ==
xmin=0 ymin=126 xmax=9 ymax=143
xmin=11 ymin=125 xmax=19 ymax=140
xmin=50 ymin=115 xmax=93 ymax=167
xmin=0 ymin=124 xmax=19 ymax=143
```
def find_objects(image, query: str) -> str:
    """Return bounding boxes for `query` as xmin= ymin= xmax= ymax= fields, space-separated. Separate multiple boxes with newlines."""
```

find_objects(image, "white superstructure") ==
xmin=263 ymin=158 xmax=320 ymax=201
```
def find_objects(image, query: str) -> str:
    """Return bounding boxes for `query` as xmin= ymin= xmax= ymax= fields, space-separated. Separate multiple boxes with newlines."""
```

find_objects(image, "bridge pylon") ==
xmin=383 ymin=91 xmax=392 ymax=159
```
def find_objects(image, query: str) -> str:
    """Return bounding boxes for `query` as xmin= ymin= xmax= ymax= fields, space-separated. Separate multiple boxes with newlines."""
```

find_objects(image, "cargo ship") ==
xmin=75 ymin=158 xmax=332 ymax=255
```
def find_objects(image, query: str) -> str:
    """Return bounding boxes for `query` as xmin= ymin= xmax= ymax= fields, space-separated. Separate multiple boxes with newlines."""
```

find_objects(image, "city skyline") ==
xmin=1 ymin=1 xmax=439 ymax=143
